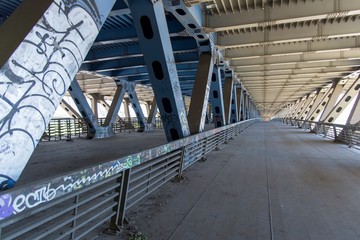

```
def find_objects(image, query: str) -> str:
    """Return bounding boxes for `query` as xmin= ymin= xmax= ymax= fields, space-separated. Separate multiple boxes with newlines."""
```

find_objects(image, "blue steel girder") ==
xmin=0 ymin=0 xmax=116 ymax=190
xmin=103 ymin=84 xmax=126 ymax=127
xmin=82 ymin=52 xmax=199 ymax=73
xmin=127 ymin=73 xmax=196 ymax=82
xmin=102 ymin=62 xmax=199 ymax=78
xmin=163 ymin=0 xmax=210 ymax=46
xmin=85 ymin=38 xmax=198 ymax=63
xmin=209 ymin=65 xmax=226 ymax=128
xmin=93 ymin=17 xmax=185 ymax=46
xmin=68 ymin=80 xmax=99 ymax=138
xmin=128 ymin=0 xmax=190 ymax=141
xmin=125 ymin=82 xmax=148 ymax=131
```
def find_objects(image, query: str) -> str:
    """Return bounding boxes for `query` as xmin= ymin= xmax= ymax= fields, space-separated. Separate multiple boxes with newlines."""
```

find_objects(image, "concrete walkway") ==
xmin=103 ymin=121 xmax=360 ymax=240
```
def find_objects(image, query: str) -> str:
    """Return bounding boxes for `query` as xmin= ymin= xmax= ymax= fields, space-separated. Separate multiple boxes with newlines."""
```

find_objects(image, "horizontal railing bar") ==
xmin=2 ymin=183 xmax=118 ymax=238
xmin=129 ymin=157 xmax=181 ymax=184
xmin=0 ymin=173 xmax=120 ymax=228
xmin=127 ymin=167 xmax=179 ymax=202
xmin=130 ymin=150 xmax=182 ymax=175
xmin=3 ymin=193 xmax=118 ymax=240
xmin=51 ymin=203 xmax=117 ymax=240
xmin=128 ymin=161 xmax=180 ymax=194
xmin=126 ymin=170 xmax=178 ymax=210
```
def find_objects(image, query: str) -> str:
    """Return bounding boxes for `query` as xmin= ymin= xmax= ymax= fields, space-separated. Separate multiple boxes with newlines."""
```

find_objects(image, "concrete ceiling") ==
xmin=201 ymin=0 xmax=360 ymax=118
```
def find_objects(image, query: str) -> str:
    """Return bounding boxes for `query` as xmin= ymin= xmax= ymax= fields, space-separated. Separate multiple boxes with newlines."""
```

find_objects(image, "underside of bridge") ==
xmin=0 ymin=1 xmax=360 ymax=237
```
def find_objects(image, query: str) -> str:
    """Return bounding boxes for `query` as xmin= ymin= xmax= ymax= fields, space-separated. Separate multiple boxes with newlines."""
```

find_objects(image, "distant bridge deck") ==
xmin=12 ymin=121 xmax=360 ymax=240
xmin=95 ymin=121 xmax=360 ymax=240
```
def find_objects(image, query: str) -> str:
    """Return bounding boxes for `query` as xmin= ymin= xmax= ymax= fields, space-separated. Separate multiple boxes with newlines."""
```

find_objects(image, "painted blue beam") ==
xmin=209 ymin=65 xmax=226 ymax=127
xmin=81 ymin=52 xmax=199 ymax=72
xmin=129 ymin=0 xmax=190 ymax=141
xmin=93 ymin=18 xmax=184 ymax=46
xmin=102 ymin=62 xmax=199 ymax=78
xmin=85 ymin=38 xmax=198 ymax=63
xmin=68 ymin=80 xmax=99 ymax=138
xmin=128 ymin=75 xmax=195 ymax=82
xmin=163 ymin=0 xmax=209 ymax=44
xmin=126 ymin=83 xmax=148 ymax=131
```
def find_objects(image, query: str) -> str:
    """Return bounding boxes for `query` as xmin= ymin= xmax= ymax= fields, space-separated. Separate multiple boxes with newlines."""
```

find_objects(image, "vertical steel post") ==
xmin=188 ymin=53 xmax=214 ymax=134
xmin=223 ymin=70 xmax=234 ymax=125
xmin=128 ymin=0 xmax=190 ymax=141
xmin=209 ymin=65 xmax=226 ymax=128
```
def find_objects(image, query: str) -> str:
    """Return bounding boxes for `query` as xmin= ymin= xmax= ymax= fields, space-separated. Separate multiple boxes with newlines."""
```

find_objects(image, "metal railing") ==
xmin=42 ymin=117 xmax=164 ymax=141
xmin=283 ymin=118 xmax=360 ymax=149
xmin=0 ymin=119 xmax=259 ymax=240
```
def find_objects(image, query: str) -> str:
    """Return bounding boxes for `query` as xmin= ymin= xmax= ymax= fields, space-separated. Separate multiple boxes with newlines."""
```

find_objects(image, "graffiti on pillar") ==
xmin=0 ymin=0 xmax=111 ymax=190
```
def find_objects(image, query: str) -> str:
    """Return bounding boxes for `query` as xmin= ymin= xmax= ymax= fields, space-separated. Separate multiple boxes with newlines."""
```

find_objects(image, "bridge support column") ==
xmin=0 ymin=0 xmax=116 ymax=190
xmin=147 ymin=96 xmax=158 ymax=127
xmin=59 ymin=99 xmax=82 ymax=119
xmin=319 ymin=80 xmax=344 ymax=122
xmin=128 ymin=0 xmax=190 ymax=141
xmin=188 ymin=53 xmax=213 ymax=134
xmin=90 ymin=93 xmax=100 ymax=119
xmin=304 ymin=88 xmax=324 ymax=121
xmin=126 ymin=83 xmax=148 ymax=132
xmin=68 ymin=80 xmax=99 ymax=138
xmin=223 ymin=70 xmax=234 ymax=124
xmin=323 ymin=76 xmax=360 ymax=124
xmin=103 ymin=85 xmax=126 ymax=128
xmin=209 ymin=65 xmax=226 ymax=128
xmin=236 ymin=86 xmax=243 ymax=121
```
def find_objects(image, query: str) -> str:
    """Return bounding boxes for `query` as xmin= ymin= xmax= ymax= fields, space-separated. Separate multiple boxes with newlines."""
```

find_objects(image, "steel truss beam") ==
xmin=236 ymin=86 xmax=243 ymax=121
xmin=230 ymin=86 xmax=239 ymax=123
xmin=294 ymin=94 xmax=312 ymax=120
xmin=128 ymin=0 xmax=190 ymax=141
xmin=188 ymin=53 xmax=214 ymax=134
xmin=147 ymin=96 xmax=157 ymax=125
xmin=299 ymin=89 xmax=320 ymax=120
xmin=223 ymin=70 xmax=234 ymax=124
xmin=59 ymin=99 xmax=82 ymax=119
xmin=346 ymin=91 xmax=360 ymax=125
xmin=126 ymin=83 xmax=149 ymax=131
xmin=103 ymin=84 xmax=126 ymax=127
xmin=323 ymin=76 xmax=360 ymax=123
xmin=69 ymin=80 xmax=99 ymax=138
xmin=319 ymin=81 xmax=344 ymax=122
xmin=209 ymin=65 xmax=226 ymax=128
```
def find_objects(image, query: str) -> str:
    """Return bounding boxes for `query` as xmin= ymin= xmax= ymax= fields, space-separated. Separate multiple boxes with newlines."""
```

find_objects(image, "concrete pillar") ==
xmin=0 ymin=0 xmax=116 ymax=190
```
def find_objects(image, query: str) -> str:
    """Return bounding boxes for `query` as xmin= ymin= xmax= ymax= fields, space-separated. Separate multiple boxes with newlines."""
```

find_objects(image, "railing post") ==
xmin=176 ymin=146 xmax=186 ymax=180
xmin=201 ymin=137 xmax=208 ymax=162
xmin=215 ymin=132 xmax=221 ymax=150
xmin=333 ymin=126 xmax=337 ymax=140
xmin=224 ymin=129 xmax=229 ymax=144
xmin=111 ymin=169 xmax=131 ymax=228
